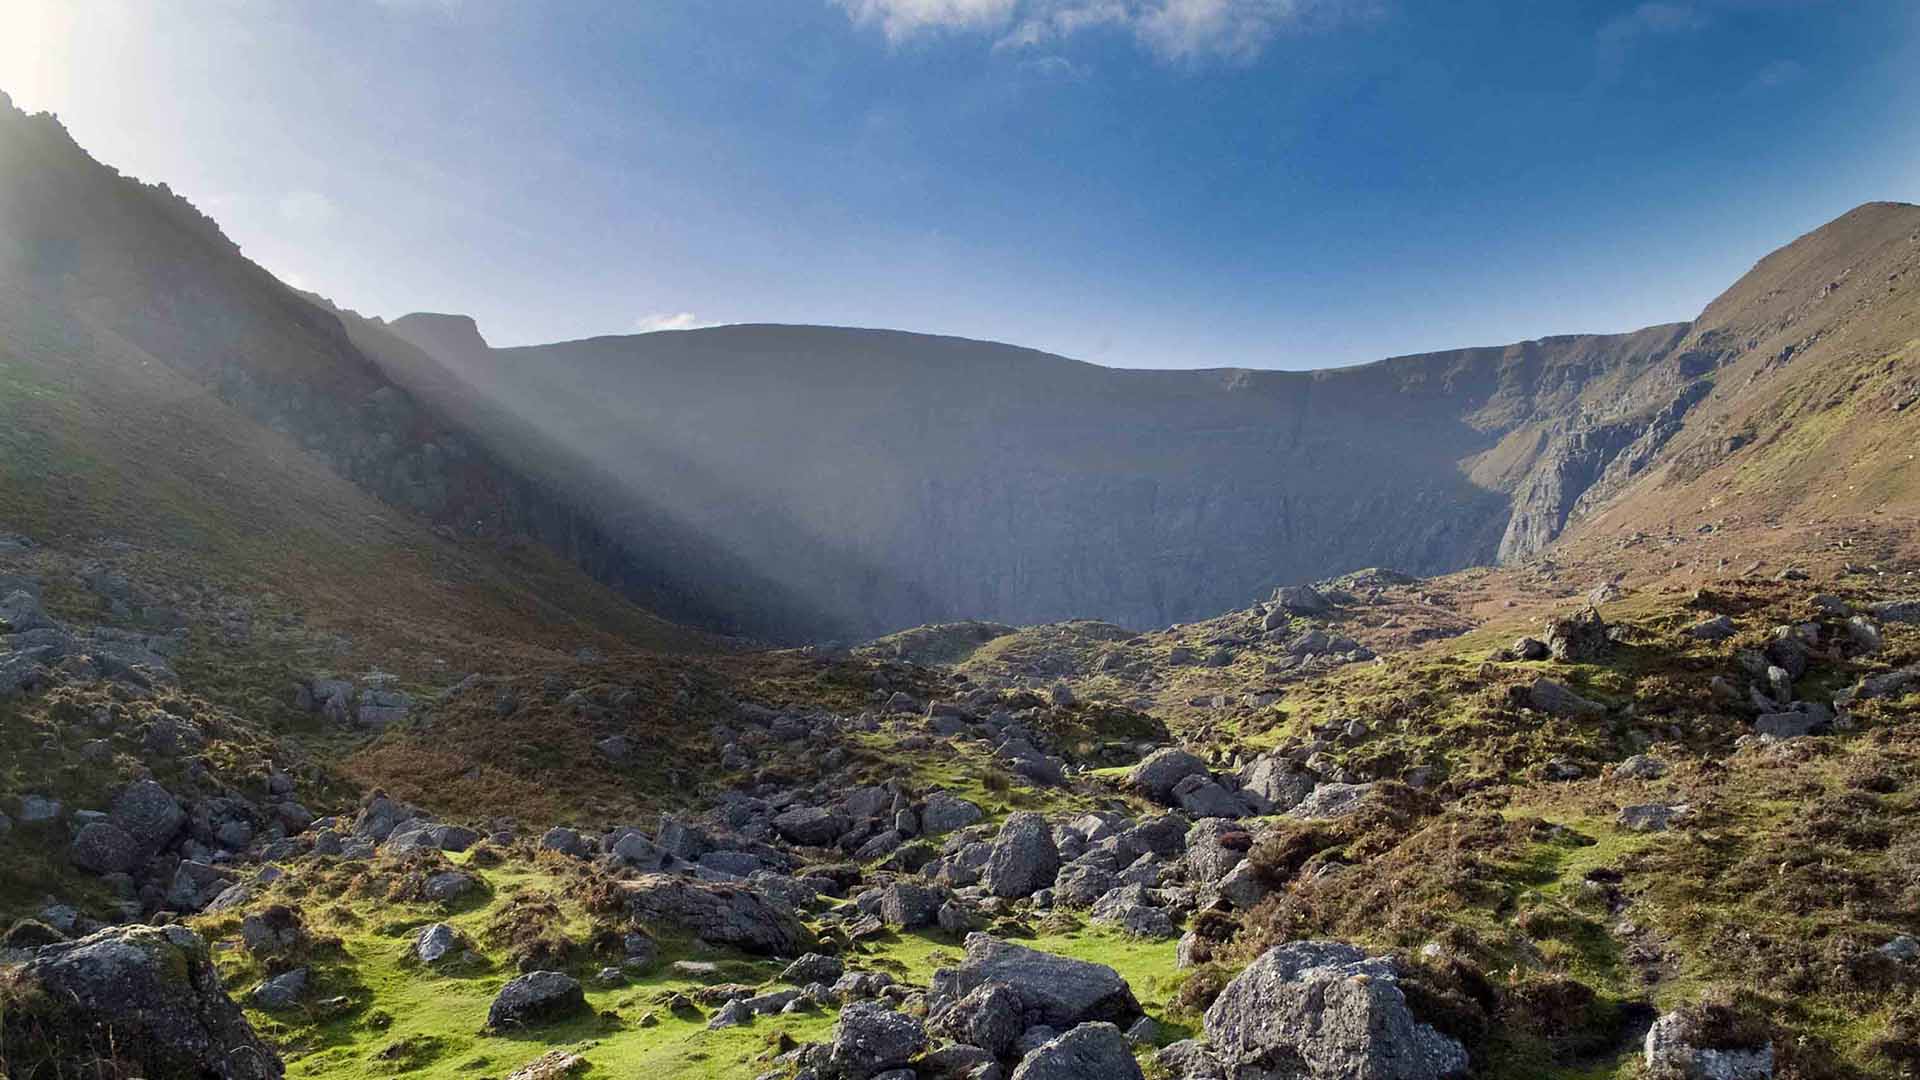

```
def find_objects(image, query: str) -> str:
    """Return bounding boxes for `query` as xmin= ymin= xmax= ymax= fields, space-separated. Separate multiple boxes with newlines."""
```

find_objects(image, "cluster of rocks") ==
xmin=293 ymin=671 xmax=414 ymax=729
xmin=1 ymin=585 xmax=185 ymax=701
xmin=761 ymin=934 xmax=1153 ymax=1080
xmin=1709 ymin=594 xmax=1900 ymax=742
xmin=753 ymin=933 xmax=1473 ymax=1080
xmin=12 ymin=764 xmax=315 ymax=927
xmin=1125 ymin=744 xmax=1372 ymax=820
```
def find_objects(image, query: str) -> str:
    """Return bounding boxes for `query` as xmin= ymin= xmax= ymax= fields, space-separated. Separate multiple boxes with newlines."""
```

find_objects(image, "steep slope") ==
xmin=0 ymin=91 xmax=708 ymax=672
xmin=389 ymin=318 xmax=1692 ymax=639
xmin=1552 ymin=201 xmax=1920 ymax=556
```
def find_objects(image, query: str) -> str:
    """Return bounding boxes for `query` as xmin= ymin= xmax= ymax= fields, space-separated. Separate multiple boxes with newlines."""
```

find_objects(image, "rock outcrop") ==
xmin=0 ymin=925 xmax=282 ymax=1079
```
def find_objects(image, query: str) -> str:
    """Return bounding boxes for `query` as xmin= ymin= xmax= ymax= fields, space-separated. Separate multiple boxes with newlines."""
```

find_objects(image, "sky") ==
xmin=2 ymin=1 xmax=1917 ymax=370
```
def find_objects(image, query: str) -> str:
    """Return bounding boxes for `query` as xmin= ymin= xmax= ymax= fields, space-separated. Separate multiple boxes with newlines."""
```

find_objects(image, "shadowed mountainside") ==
xmin=387 ymin=318 xmax=1694 ymax=639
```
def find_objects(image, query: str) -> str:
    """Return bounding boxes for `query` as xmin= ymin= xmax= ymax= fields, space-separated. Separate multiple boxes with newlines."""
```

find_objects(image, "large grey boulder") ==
xmin=774 ymin=805 xmax=847 ymax=847
xmin=0 ymin=925 xmax=282 ymax=1079
xmin=1275 ymin=585 xmax=1332 ymax=615
xmin=1128 ymin=748 xmax=1210 ymax=803
xmin=828 ymin=1001 xmax=927 ymax=1078
xmin=1011 ymin=1022 xmax=1145 ymax=1080
xmin=1239 ymin=756 xmax=1316 ymax=814
xmin=921 ymin=792 xmax=986 ymax=835
xmin=621 ymin=875 xmax=811 ymax=954
xmin=110 ymin=779 xmax=185 ymax=850
xmin=879 ymin=882 xmax=944 ymax=929
xmin=487 ymin=971 xmax=586 ymax=1029
xmin=70 ymin=821 xmax=141 ymax=874
xmin=1090 ymin=884 xmax=1176 ymax=938
xmin=1288 ymin=783 xmax=1376 ymax=820
xmin=1529 ymin=677 xmax=1606 ymax=718
xmin=1643 ymin=1010 xmax=1773 ymax=1079
xmin=933 ymin=981 xmax=1026 ymax=1056
xmin=1172 ymin=774 xmax=1248 ymax=819
xmin=1544 ymin=606 xmax=1608 ymax=662
xmin=1203 ymin=941 xmax=1468 ymax=1080
xmin=983 ymin=812 xmax=1060 ymax=898
xmin=931 ymin=934 xmax=1142 ymax=1031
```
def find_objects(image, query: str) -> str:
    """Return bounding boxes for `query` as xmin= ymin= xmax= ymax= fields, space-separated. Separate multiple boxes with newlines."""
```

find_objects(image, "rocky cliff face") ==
xmin=386 ymin=320 xmax=1694 ymax=638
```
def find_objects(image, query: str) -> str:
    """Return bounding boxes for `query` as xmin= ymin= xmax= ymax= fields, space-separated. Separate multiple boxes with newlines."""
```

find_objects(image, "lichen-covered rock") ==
xmin=1643 ymin=1009 xmax=1774 ymax=1079
xmin=933 ymin=981 xmax=1026 ymax=1056
xmin=621 ymin=875 xmax=812 ymax=954
xmin=1202 ymin=941 xmax=1468 ymax=1080
xmin=921 ymin=792 xmax=985 ymax=835
xmin=1010 ymin=1022 xmax=1145 ymax=1080
xmin=1128 ymin=748 xmax=1210 ymax=803
xmin=69 ymin=821 xmax=141 ymax=874
xmin=110 ymin=779 xmax=185 ymax=850
xmin=983 ymin=812 xmax=1060 ymax=898
xmin=487 ymin=971 xmax=586 ymax=1030
xmin=0 ymin=924 xmax=282 ymax=1079
xmin=1543 ymin=606 xmax=1608 ymax=662
xmin=828 ymin=1001 xmax=927 ymax=1078
xmin=931 ymin=934 xmax=1142 ymax=1031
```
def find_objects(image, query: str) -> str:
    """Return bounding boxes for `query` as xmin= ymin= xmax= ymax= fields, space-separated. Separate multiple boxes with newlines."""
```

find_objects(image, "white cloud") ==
xmin=835 ymin=0 xmax=1367 ymax=63
xmin=1595 ymin=3 xmax=1708 ymax=79
xmin=277 ymin=189 xmax=337 ymax=227
xmin=632 ymin=311 xmax=716 ymax=333
xmin=837 ymin=0 xmax=1021 ymax=41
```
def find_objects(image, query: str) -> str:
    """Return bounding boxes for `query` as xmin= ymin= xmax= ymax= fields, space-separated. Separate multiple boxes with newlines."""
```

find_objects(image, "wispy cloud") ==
xmin=1744 ymin=57 xmax=1804 ymax=94
xmin=1595 ymin=2 xmax=1708 ymax=80
xmin=834 ymin=0 xmax=1373 ymax=64
xmin=632 ymin=311 xmax=717 ymax=333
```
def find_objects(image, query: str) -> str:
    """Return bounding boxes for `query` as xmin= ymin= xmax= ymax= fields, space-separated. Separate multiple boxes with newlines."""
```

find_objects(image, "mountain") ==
xmin=377 ymin=208 xmax=1920 ymax=642
xmin=387 ymin=318 xmax=1699 ymax=640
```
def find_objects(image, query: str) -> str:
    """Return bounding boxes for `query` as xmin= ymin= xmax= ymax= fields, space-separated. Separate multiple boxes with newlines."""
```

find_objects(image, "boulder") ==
xmin=1203 ymin=941 xmax=1468 ymax=1080
xmin=1010 ymin=1022 xmax=1145 ymax=1080
xmin=1543 ymin=606 xmax=1608 ymax=662
xmin=1529 ymin=677 xmax=1606 ymax=718
xmin=983 ymin=812 xmax=1060 ymax=898
xmin=1686 ymin=615 xmax=1737 ymax=641
xmin=70 ymin=821 xmax=141 ymax=875
xmin=1128 ymin=748 xmax=1210 ymax=803
xmin=1618 ymin=803 xmax=1688 ymax=833
xmin=1239 ymin=757 xmax=1316 ymax=814
xmin=1288 ymin=783 xmax=1375 ymax=820
xmin=1090 ymin=885 xmax=1176 ymax=938
xmin=487 ymin=971 xmax=586 ymax=1030
xmin=1275 ymin=585 xmax=1332 ymax=615
xmin=774 ymin=806 xmax=848 ymax=847
xmin=828 ymin=1001 xmax=928 ymax=1079
xmin=782 ymin=953 xmax=845 ymax=986
xmin=0 ymin=924 xmax=282 ymax=1079
xmin=879 ymin=882 xmax=944 ymax=929
xmin=621 ymin=875 xmax=812 ymax=954
xmin=922 ymin=792 xmax=985 ymax=835
xmin=1643 ymin=1010 xmax=1773 ymax=1080
xmin=539 ymin=826 xmax=593 ymax=858
xmin=249 ymin=968 xmax=309 ymax=1011
xmin=110 ymin=780 xmax=185 ymax=850
xmin=1172 ymin=774 xmax=1247 ymax=819
xmin=415 ymin=922 xmax=464 ymax=965
xmin=934 ymin=981 xmax=1025 ymax=1056
xmin=931 ymin=934 xmax=1142 ymax=1031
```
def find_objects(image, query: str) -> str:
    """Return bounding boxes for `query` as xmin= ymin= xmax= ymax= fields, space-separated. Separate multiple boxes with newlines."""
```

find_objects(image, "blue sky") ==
xmin=4 ymin=1 xmax=1917 ymax=369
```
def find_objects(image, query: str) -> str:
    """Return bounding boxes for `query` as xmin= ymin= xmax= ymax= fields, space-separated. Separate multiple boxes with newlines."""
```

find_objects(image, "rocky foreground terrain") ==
xmin=4 ymin=513 xmax=1919 ymax=1079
